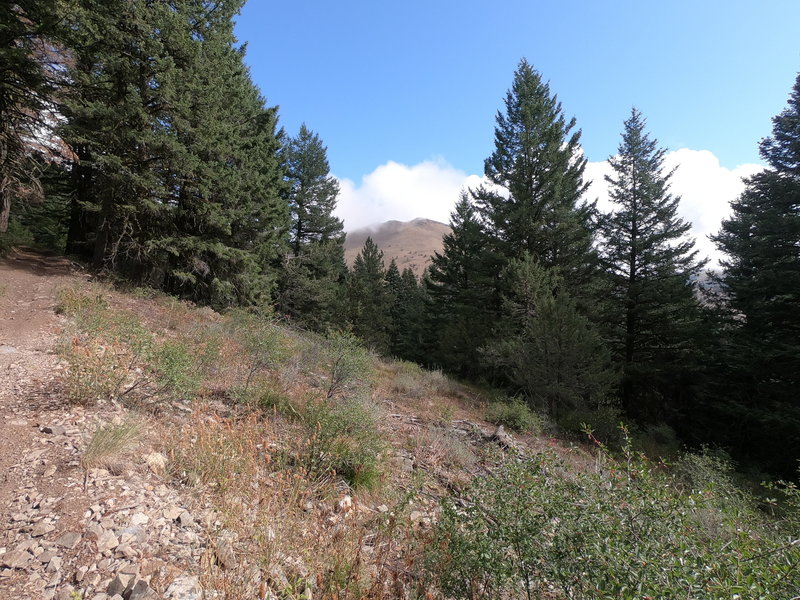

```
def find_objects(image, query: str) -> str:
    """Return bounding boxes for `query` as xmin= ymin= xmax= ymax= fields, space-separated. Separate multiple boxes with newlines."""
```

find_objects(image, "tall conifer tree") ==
xmin=277 ymin=124 xmax=346 ymax=328
xmin=710 ymin=73 xmax=800 ymax=475
xmin=474 ymin=58 xmax=597 ymax=298
xmin=347 ymin=237 xmax=390 ymax=352
xmin=600 ymin=108 xmax=706 ymax=420
xmin=426 ymin=192 xmax=495 ymax=374
xmin=0 ymin=1 xmax=63 ymax=235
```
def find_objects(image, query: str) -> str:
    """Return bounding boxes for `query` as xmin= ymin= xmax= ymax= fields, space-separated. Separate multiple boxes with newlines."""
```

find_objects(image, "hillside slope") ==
xmin=343 ymin=218 xmax=450 ymax=276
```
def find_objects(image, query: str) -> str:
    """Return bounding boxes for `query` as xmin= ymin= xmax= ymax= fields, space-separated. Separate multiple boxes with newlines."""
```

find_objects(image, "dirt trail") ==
xmin=0 ymin=249 xmax=77 ymax=509
xmin=0 ymin=249 xmax=206 ymax=600
xmin=0 ymin=250 xmax=88 ymax=598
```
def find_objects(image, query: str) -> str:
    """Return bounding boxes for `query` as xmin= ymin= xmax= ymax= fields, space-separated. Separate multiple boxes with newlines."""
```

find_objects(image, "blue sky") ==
xmin=235 ymin=1 xmax=800 ymax=259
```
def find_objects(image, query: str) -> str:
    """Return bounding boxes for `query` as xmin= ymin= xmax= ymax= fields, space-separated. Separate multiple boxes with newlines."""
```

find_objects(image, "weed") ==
xmin=410 ymin=426 xmax=477 ymax=473
xmin=322 ymin=330 xmax=374 ymax=399
xmin=485 ymin=397 xmax=543 ymax=434
xmin=302 ymin=396 xmax=385 ymax=489
xmin=81 ymin=419 xmax=142 ymax=471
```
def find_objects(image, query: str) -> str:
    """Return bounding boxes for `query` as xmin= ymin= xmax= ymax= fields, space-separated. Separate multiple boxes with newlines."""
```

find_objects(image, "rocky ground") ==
xmin=0 ymin=251 xmax=203 ymax=600
xmin=0 ymin=249 xmax=530 ymax=600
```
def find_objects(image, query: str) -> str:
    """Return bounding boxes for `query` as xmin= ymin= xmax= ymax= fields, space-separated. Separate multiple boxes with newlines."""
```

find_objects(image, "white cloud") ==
xmin=585 ymin=149 xmax=763 ymax=266
xmin=334 ymin=158 xmax=483 ymax=231
xmin=336 ymin=150 xmax=763 ymax=267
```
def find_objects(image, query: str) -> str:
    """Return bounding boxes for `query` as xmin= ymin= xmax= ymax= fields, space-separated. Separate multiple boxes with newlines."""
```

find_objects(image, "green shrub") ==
xmin=152 ymin=339 xmax=198 ymax=400
xmin=633 ymin=422 xmax=681 ymax=460
xmin=322 ymin=330 xmax=375 ymax=399
xmin=485 ymin=397 xmax=543 ymax=434
xmin=558 ymin=405 xmax=629 ymax=448
xmin=302 ymin=397 xmax=384 ymax=489
xmin=226 ymin=308 xmax=287 ymax=395
xmin=427 ymin=436 xmax=800 ymax=599
xmin=257 ymin=385 xmax=299 ymax=418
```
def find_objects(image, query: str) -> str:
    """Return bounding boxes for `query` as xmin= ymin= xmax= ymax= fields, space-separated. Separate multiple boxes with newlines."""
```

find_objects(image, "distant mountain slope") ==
xmin=344 ymin=218 xmax=451 ymax=277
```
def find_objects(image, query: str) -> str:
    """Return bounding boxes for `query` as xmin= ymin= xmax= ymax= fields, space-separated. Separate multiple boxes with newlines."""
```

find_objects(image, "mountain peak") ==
xmin=344 ymin=218 xmax=451 ymax=277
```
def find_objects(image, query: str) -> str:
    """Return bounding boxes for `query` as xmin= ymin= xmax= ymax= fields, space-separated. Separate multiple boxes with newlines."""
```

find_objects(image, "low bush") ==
xmin=558 ymin=404 xmax=629 ymax=448
xmin=633 ymin=421 xmax=681 ymax=460
xmin=322 ymin=330 xmax=375 ymax=399
xmin=485 ymin=397 xmax=543 ymax=434
xmin=225 ymin=308 xmax=288 ymax=396
xmin=427 ymin=435 xmax=800 ymax=599
xmin=302 ymin=396 xmax=385 ymax=489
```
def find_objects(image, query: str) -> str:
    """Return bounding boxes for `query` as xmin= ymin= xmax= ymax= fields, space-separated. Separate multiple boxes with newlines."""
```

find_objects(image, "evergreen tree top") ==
xmin=759 ymin=72 xmax=800 ymax=176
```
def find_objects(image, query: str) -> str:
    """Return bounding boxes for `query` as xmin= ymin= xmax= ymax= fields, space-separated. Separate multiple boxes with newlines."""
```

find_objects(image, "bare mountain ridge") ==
xmin=344 ymin=218 xmax=451 ymax=277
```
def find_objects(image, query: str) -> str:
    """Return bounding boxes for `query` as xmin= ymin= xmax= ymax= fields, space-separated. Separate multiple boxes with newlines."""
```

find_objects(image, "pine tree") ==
xmin=276 ymin=124 xmax=346 ymax=327
xmin=600 ymin=108 xmax=706 ymax=421
xmin=393 ymin=267 xmax=427 ymax=362
xmin=426 ymin=192 xmax=496 ymax=374
xmin=347 ymin=237 xmax=390 ymax=352
xmin=0 ymin=1 xmax=62 ymax=236
xmin=284 ymin=124 xmax=344 ymax=256
xmin=474 ymin=58 xmax=598 ymax=298
xmin=484 ymin=255 xmax=616 ymax=417
xmin=710 ymin=73 xmax=800 ymax=475
xmin=60 ymin=0 xmax=287 ymax=306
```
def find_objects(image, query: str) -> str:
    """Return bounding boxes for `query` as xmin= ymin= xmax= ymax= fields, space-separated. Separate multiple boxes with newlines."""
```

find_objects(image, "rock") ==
xmin=163 ymin=506 xmax=183 ymax=521
xmin=87 ymin=523 xmax=105 ymax=540
xmin=215 ymin=538 xmax=236 ymax=570
xmin=107 ymin=574 xmax=134 ymax=596
xmin=0 ymin=549 xmax=31 ymax=569
xmin=96 ymin=530 xmax=119 ymax=553
xmin=75 ymin=565 xmax=88 ymax=582
xmin=377 ymin=504 xmax=389 ymax=513
xmin=43 ymin=465 xmax=57 ymax=477
xmin=117 ymin=527 xmax=146 ymax=545
xmin=178 ymin=511 xmax=194 ymax=527
xmin=130 ymin=513 xmax=149 ymax=527
xmin=336 ymin=495 xmax=353 ymax=513
xmin=117 ymin=544 xmax=137 ymax=559
xmin=46 ymin=570 xmax=61 ymax=587
xmin=164 ymin=575 xmax=203 ymax=599
xmin=31 ymin=521 xmax=55 ymax=537
xmin=55 ymin=532 xmax=81 ymax=549
xmin=47 ymin=556 xmax=63 ymax=572
xmin=41 ymin=425 xmax=66 ymax=436
xmin=126 ymin=578 xmax=158 ymax=600
xmin=39 ymin=550 xmax=57 ymax=564
xmin=55 ymin=586 xmax=76 ymax=600
xmin=491 ymin=425 xmax=514 ymax=448
xmin=144 ymin=452 xmax=167 ymax=475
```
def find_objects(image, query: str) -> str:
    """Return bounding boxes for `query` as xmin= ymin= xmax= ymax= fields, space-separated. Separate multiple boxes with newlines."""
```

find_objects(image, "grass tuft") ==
xmin=81 ymin=419 xmax=142 ymax=470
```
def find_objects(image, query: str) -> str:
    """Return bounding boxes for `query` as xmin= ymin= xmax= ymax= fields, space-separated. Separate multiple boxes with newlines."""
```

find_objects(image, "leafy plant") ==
xmin=302 ymin=397 xmax=385 ymax=489
xmin=322 ymin=330 xmax=374 ymax=399
xmin=485 ymin=397 xmax=543 ymax=434
xmin=427 ymin=433 xmax=800 ymax=599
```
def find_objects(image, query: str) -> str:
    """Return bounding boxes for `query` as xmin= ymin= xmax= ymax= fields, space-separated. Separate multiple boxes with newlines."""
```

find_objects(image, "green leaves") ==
xmin=429 ymin=443 xmax=800 ymax=599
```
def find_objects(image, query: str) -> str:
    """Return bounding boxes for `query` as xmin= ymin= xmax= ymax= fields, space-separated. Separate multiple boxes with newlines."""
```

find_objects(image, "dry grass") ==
xmin=165 ymin=405 xmax=424 ymax=599
xmin=81 ymin=418 xmax=143 ymax=471
xmin=57 ymin=277 xmax=602 ymax=599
